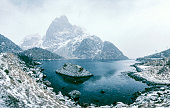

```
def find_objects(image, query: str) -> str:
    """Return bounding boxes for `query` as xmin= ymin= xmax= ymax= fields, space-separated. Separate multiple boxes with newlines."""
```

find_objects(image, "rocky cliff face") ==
xmin=0 ymin=34 xmax=22 ymax=53
xmin=20 ymin=16 xmax=128 ymax=60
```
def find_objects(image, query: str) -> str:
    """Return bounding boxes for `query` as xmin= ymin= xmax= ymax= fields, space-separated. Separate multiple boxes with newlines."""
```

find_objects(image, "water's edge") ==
xmin=38 ymin=59 xmax=150 ymax=106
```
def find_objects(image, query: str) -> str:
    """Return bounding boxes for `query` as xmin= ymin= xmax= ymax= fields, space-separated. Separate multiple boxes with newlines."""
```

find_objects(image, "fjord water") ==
xmin=39 ymin=59 xmax=149 ymax=106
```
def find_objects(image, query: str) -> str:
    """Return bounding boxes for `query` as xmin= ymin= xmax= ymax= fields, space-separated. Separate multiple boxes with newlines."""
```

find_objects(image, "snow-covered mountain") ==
xmin=0 ymin=34 xmax=22 ymax=53
xmin=20 ymin=33 xmax=42 ymax=50
xmin=20 ymin=16 xmax=128 ymax=60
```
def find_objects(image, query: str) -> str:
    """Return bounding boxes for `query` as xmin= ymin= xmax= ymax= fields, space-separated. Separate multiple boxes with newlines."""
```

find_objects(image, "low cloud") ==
xmin=0 ymin=0 xmax=170 ymax=58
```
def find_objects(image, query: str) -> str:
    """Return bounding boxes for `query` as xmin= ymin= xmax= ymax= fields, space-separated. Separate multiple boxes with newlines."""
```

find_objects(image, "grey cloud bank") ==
xmin=0 ymin=0 xmax=170 ymax=58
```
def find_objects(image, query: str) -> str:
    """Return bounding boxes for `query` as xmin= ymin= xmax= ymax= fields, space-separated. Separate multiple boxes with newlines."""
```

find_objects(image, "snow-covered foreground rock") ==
xmin=68 ymin=90 xmax=81 ymax=99
xmin=133 ymin=86 xmax=170 ymax=107
xmin=115 ymin=86 xmax=170 ymax=108
xmin=56 ymin=63 xmax=93 ymax=77
xmin=89 ymin=86 xmax=170 ymax=107
xmin=0 ymin=53 xmax=78 ymax=108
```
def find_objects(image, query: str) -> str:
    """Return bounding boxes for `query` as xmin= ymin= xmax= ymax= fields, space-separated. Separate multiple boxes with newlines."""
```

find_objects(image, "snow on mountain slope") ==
xmin=0 ymin=34 xmax=22 ymax=53
xmin=20 ymin=33 xmax=43 ymax=50
xmin=20 ymin=16 xmax=128 ymax=59
xmin=95 ymin=41 xmax=128 ymax=60
xmin=142 ymin=48 xmax=170 ymax=59
xmin=73 ymin=36 xmax=103 ymax=59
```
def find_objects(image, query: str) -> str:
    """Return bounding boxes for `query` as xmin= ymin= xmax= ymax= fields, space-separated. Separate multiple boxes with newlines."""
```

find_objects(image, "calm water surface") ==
xmin=39 ymin=59 xmax=149 ymax=106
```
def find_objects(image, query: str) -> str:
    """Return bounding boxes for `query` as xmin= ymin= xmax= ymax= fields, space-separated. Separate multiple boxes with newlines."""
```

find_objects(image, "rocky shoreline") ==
xmin=1 ymin=53 xmax=170 ymax=107
xmin=127 ymin=72 xmax=165 ymax=86
xmin=129 ymin=58 xmax=170 ymax=85
xmin=124 ymin=58 xmax=170 ymax=107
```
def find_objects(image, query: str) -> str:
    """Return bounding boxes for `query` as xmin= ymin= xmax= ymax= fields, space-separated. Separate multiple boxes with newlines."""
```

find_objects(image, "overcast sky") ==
xmin=0 ymin=0 xmax=170 ymax=58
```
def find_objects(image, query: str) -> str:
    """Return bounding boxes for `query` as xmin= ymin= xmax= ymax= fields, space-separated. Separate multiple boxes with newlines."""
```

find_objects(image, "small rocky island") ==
xmin=56 ymin=63 xmax=93 ymax=77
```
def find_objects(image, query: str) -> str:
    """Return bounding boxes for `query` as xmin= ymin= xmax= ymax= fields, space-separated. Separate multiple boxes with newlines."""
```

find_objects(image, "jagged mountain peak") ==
xmin=51 ymin=15 xmax=71 ymax=29
xmin=44 ymin=16 xmax=82 ymax=42
xmin=53 ymin=15 xmax=69 ymax=23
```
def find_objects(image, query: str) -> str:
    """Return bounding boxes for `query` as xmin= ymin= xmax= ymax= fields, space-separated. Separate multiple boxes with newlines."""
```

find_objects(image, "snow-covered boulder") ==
xmin=56 ymin=63 xmax=93 ymax=77
xmin=68 ymin=90 xmax=81 ymax=99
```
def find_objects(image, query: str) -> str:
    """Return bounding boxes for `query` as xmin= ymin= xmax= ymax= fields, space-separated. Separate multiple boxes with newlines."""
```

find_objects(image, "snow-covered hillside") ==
xmin=0 ymin=53 xmax=78 ymax=108
xmin=146 ymin=48 xmax=170 ymax=58
xmin=20 ymin=16 xmax=128 ymax=60
xmin=0 ymin=34 xmax=22 ymax=53
xmin=137 ymin=48 xmax=170 ymax=62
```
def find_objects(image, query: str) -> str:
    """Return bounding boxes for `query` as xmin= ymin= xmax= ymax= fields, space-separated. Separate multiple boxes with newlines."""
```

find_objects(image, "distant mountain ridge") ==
xmin=20 ymin=16 xmax=128 ymax=60
xmin=20 ymin=33 xmax=42 ymax=50
xmin=19 ymin=47 xmax=63 ymax=60
xmin=137 ymin=48 xmax=170 ymax=61
xmin=0 ymin=34 xmax=22 ymax=53
xmin=145 ymin=49 xmax=170 ymax=58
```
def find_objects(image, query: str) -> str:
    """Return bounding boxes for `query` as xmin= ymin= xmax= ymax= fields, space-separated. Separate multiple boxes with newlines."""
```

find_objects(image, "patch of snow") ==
xmin=137 ymin=65 xmax=150 ymax=71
